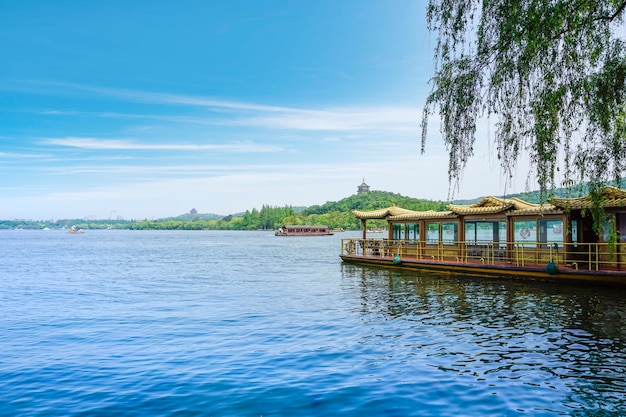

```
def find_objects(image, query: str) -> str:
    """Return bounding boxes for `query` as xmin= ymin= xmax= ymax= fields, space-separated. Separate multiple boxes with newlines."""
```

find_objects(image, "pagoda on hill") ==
xmin=357 ymin=178 xmax=370 ymax=194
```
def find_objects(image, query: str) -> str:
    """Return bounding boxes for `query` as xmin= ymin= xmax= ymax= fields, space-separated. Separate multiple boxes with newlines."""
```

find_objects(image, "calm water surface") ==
xmin=1 ymin=230 xmax=625 ymax=416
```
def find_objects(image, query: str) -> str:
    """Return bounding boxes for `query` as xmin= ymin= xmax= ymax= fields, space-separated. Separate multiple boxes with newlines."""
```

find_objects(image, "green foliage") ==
xmin=297 ymin=191 xmax=445 ymax=230
xmin=0 ymin=218 xmax=135 ymax=230
xmin=169 ymin=213 xmax=223 ymax=221
xmin=422 ymin=0 xmax=626 ymax=208
xmin=304 ymin=190 xmax=446 ymax=214
xmin=606 ymin=214 xmax=618 ymax=261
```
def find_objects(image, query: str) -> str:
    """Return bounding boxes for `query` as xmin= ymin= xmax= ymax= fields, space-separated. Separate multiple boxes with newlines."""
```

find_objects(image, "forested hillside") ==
xmin=276 ymin=191 xmax=446 ymax=231
xmin=303 ymin=190 xmax=447 ymax=214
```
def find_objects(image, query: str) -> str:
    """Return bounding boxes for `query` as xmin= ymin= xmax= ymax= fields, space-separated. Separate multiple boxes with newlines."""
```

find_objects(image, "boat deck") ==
xmin=340 ymin=238 xmax=626 ymax=285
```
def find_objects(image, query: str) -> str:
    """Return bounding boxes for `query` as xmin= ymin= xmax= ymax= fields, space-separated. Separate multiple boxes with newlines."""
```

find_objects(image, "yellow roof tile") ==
xmin=551 ymin=186 xmax=626 ymax=209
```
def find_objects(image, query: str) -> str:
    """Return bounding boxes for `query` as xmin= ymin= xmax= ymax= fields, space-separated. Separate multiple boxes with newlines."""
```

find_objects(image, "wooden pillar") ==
xmin=361 ymin=219 xmax=367 ymax=240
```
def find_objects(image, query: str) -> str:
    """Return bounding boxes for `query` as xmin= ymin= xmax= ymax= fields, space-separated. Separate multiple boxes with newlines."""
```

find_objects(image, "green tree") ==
xmin=421 ymin=0 xmax=626 ymax=207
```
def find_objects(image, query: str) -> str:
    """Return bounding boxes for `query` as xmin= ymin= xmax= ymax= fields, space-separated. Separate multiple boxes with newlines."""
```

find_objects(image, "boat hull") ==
xmin=339 ymin=254 xmax=626 ymax=286
xmin=275 ymin=232 xmax=334 ymax=236
xmin=275 ymin=225 xmax=333 ymax=236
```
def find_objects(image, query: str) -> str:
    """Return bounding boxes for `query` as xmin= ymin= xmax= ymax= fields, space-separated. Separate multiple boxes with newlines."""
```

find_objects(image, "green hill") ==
xmin=302 ymin=190 xmax=447 ymax=215
xmin=168 ymin=212 xmax=223 ymax=221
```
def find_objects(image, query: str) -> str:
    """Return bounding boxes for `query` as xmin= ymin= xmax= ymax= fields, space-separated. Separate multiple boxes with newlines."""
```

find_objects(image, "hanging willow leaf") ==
xmin=422 ymin=0 xmax=626 ymax=215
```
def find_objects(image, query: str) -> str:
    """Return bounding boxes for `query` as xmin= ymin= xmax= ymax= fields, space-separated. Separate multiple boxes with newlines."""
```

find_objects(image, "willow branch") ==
xmin=595 ymin=0 xmax=626 ymax=21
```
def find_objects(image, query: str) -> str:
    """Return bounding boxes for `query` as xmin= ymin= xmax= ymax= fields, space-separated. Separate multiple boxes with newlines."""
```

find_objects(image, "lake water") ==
xmin=1 ymin=230 xmax=625 ymax=416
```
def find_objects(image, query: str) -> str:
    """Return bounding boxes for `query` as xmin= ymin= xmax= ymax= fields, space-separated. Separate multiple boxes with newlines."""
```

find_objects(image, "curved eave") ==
xmin=446 ymin=195 xmax=543 ymax=215
xmin=551 ymin=199 xmax=626 ymax=210
xmin=447 ymin=205 xmax=512 ymax=215
xmin=506 ymin=207 xmax=562 ymax=216
xmin=507 ymin=197 xmax=544 ymax=210
xmin=550 ymin=186 xmax=626 ymax=210
xmin=352 ymin=210 xmax=391 ymax=220
xmin=389 ymin=211 xmax=456 ymax=221
xmin=352 ymin=206 xmax=421 ymax=220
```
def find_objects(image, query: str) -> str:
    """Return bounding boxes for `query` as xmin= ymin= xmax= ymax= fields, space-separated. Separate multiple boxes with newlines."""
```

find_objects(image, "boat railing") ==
xmin=341 ymin=238 xmax=626 ymax=272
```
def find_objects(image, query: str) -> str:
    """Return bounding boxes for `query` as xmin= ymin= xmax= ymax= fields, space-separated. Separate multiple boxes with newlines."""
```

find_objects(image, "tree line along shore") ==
xmin=1 ymin=186 xmax=592 ymax=232
xmin=2 ymin=191 xmax=446 ymax=231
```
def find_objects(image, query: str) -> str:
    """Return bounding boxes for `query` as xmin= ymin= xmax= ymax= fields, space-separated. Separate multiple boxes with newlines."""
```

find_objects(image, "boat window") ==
xmin=426 ymin=222 xmax=440 ymax=245
xmin=465 ymin=222 xmax=476 ymax=244
xmin=539 ymin=219 xmax=564 ymax=248
xmin=602 ymin=214 xmax=616 ymax=243
xmin=407 ymin=223 xmax=419 ymax=241
xmin=619 ymin=214 xmax=626 ymax=241
xmin=514 ymin=220 xmax=536 ymax=248
xmin=392 ymin=224 xmax=405 ymax=240
xmin=465 ymin=221 xmax=506 ymax=247
xmin=571 ymin=220 xmax=578 ymax=247
xmin=442 ymin=222 xmax=458 ymax=245
xmin=499 ymin=222 xmax=506 ymax=244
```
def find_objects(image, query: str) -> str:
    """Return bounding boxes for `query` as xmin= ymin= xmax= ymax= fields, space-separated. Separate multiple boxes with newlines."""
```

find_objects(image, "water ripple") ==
xmin=1 ymin=231 xmax=626 ymax=416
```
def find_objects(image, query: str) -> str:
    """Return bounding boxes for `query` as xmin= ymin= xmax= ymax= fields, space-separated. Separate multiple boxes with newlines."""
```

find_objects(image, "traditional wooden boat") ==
xmin=67 ymin=226 xmax=85 ymax=234
xmin=340 ymin=186 xmax=626 ymax=286
xmin=275 ymin=225 xmax=333 ymax=236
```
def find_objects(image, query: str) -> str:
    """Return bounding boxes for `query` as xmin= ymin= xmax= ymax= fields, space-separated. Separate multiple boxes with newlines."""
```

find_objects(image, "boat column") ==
xmin=361 ymin=219 xmax=367 ymax=240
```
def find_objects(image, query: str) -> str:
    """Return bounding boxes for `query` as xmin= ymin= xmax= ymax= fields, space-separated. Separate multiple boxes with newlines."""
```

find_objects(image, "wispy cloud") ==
xmin=23 ymin=81 xmax=303 ymax=113
xmin=39 ymin=162 xmax=357 ymax=177
xmin=0 ymin=151 xmax=51 ymax=158
xmin=43 ymin=137 xmax=282 ymax=152
xmin=27 ymin=81 xmax=420 ymax=133
xmin=233 ymin=107 xmax=418 ymax=132
xmin=40 ymin=106 xmax=419 ymax=133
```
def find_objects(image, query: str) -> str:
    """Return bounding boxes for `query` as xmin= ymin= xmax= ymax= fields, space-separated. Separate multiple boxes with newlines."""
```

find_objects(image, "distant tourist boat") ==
xmin=340 ymin=186 xmax=626 ymax=286
xmin=275 ymin=225 xmax=333 ymax=236
xmin=67 ymin=226 xmax=85 ymax=234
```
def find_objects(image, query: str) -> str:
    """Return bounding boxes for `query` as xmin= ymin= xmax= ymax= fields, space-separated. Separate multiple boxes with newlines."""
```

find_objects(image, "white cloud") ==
xmin=39 ymin=105 xmax=420 ymax=133
xmin=232 ymin=106 xmax=419 ymax=132
xmin=29 ymin=81 xmax=421 ymax=133
xmin=43 ymin=137 xmax=282 ymax=152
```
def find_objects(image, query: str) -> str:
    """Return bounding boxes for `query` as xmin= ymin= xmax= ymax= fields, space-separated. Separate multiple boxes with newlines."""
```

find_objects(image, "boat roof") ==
xmin=352 ymin=206 xmax=422 ymax=220
xmin=447 ymin=196 xmax=542 ymax=215
xmin=550 ymin=186 xmax=626 ymax=209
xmin=351 ymin=186 xmax=626 ymax=221
xmin=283 ymin=225 xmax=329 ymax=228
xmin=352 ymin=206 xmax=457 ymax=221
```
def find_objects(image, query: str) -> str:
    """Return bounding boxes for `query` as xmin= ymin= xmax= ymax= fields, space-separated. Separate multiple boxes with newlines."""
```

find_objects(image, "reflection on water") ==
xmin=341 ymin=264 xmax=626 ymax=415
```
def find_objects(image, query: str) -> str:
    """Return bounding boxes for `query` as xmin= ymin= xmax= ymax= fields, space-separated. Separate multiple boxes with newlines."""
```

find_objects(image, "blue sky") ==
xmin=0 ymin=0 xmax=533 ymax=220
